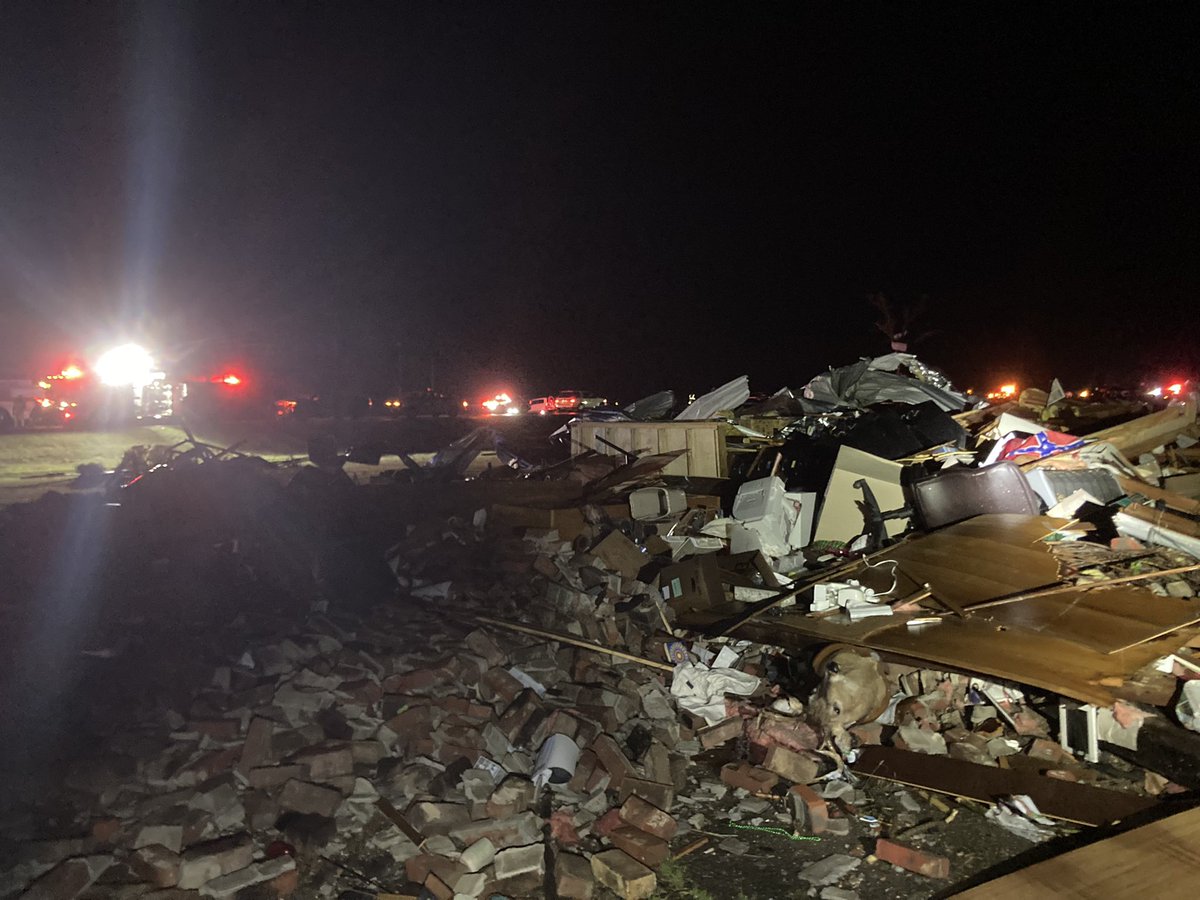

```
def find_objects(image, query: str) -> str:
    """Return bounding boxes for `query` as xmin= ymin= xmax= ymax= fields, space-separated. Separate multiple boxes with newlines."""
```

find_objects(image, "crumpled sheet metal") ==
xmin=676 ymin=375 xmax=751 ymax=421
xmin=803 ymin=354 xmax=967 ymax=413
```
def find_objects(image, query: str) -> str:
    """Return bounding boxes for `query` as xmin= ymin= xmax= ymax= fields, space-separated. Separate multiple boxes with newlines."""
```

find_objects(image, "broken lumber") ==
xmin=474 ymin=616 xmax=675 ymax=672
xmin=851 ymin=746 xmax=1155 ymax=826
xmin=1083 ymin=399 xmax=1196 ymax=458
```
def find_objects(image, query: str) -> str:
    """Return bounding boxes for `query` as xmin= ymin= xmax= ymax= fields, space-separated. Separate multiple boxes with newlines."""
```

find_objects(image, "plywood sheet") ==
xmin=954 ymin=805 xmax=1200 ymax=899
xmin=852 ymin=746 xmax=1155 ymax=826
xmin=979 ymin=587 xmax=1200 ymax=654
xmin=872 ymin=514 xmax=1200 ymax=653
xmin=679 ymin=605 xmax=1198 ymax=706
xmin=873 ymin=514 xmax=1064 ymax=606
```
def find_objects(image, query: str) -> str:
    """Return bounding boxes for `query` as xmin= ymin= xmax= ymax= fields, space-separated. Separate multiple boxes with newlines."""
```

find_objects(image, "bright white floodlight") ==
xmin=95 ymin=343 xmax=156 ymax=387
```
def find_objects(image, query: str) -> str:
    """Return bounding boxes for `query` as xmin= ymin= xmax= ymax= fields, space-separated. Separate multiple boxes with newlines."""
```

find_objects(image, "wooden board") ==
xmin=978 ymin=586 xmax=1200 ymax=654
xmin=954 ymin=805 xmax=1200 ymax=899
xmin=851 ymin=746 xmax=1155 ymax=826
xmin=569 ymin=421 xmax=729 ymax=478
xmin=871 ymin=515 xmax=1200 ymax=654
xmin=1081 ymin=399 xmax=1196 ymax=458
xmin=1123 ymin=502 xmax=1200 ymax=539
xmin=680 ymin=604 xmax=1198 ymax=706
xmin=682 ymin=514 xmax=1200 ymax=701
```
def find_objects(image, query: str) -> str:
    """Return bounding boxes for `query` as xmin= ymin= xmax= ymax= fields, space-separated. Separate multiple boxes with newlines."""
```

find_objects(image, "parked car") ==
xmin=528 ymin=390 xmax=608 ymax=414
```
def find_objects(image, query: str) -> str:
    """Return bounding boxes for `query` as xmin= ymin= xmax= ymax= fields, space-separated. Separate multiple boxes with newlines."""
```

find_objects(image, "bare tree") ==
xmin=869 ymin=292 xmax=931 ymax=352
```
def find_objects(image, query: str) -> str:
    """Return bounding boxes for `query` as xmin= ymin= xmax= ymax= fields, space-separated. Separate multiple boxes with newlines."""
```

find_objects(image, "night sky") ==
xmin=2 ymin=3 xmax=1198 ymax=403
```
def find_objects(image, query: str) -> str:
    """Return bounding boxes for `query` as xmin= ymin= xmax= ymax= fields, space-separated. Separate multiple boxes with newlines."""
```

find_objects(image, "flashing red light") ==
xmin=1167 ymin=382 xmax=1184 ymax=396
xmin=213 ymin=373 xmax=243 ymax=386
xmin=61 ymin=365 xmax=84 ymax=379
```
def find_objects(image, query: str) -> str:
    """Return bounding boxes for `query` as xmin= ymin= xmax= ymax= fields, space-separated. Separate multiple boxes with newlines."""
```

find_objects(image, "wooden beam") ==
xmin=1123 ymin=502 xmax=1200 ymax=539
xmin=1083 ymin=399 xmax=1196 ymax=458
xmin=1117 ymin=475 xmax=1200 ymax=516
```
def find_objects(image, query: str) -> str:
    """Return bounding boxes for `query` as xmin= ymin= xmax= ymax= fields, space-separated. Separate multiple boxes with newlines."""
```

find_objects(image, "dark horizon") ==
xmin=2 ymin=3 xmax=1198 ymax=404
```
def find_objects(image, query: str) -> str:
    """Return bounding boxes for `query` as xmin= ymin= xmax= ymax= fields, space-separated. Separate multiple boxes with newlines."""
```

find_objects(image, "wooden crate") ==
xmin=569 ymin=421 xmax=730 ymax=478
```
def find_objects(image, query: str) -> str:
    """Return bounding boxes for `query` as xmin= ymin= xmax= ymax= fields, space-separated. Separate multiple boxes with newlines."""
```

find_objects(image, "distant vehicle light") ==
xmin=61 ymin=365 xmax=84 ymax=379
xmin=1078 ymin=389 xmax=1091 ymax=399
xmin=63 ymin=411 xmax=72 ymax=419
xmin=1148 ymin=387 xmax=1163 ymax=397
xmin=39 ymin=398 xmax=51 ymax=408
xmin=37 ymin=380 xmax=50 ymax=389
xmin=96 ymin=343 xmax=155 ymax=387
xmin=482 ymin=391 xmax=516 ymax=414
xmin=504 ymin=406 xmax=520 ymax=416
xmin=998 ymin=383 xmax=1017 ymax=398
xmin=222 ymin=374 xmax=242 ymax=386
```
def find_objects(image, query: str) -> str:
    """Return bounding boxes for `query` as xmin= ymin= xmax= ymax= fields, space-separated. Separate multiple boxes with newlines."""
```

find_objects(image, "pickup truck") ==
xmin=528 ymin=390 xmax=607 ymax=415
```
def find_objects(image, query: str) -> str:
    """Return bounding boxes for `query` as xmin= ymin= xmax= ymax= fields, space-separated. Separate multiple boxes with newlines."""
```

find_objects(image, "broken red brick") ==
xmin=479 ymin=667 xmax=525 ymax=704
xmin=271 ymin=865 xmax=301 ymax=896
xmin=188 ymin=719 xmax=240 ymax=741
xmin=1010 ymin=708 xmax=1050 ymax=737
xmin=550 ymin=808 xmax=581 ymax=846
xmin=595 ymin=808 xmax=624 ymax=838
xmin=1027 ymin=738 xmax=1075 ymax=766
xmin=608 ymin=825 xmax=670 ymax=868
xmin=130 ymin=844 xmax=181 ymax=888
xmin=591 ymin=735 xmax=636 ymax=793
xmin=439 ymin=696 xmax=493 ymax=720
xmin=289 ymin=743 xmax=354 ymax=781
xmin=567 ymin=749 xmax=598 ymax=792
xmin=423 ymin=872 xmax=455 ymax=900
xmin=498 ymin=690 xmax=544 ymax=743
xmin=848 ymin=722 xmax=884 ymax=745
xmin=405 ymin=854 xmax=469 ymax=887
xmin=720 ymin=762 xmax=779 ymax=794
xmin=875 ymin=838 xmax=950 ymax=878
xmin=384 ymin=704 xmax=432 ymax=741
xmin=618 ymin=795 xmax=677 ymax=840
xmin=618 ymin=777 xmax=674 ymax=811
xmin=555 ymin=851 xmax=595 ymax=899
xmin=383 ymin=668 xmax=446 ymax=694
xmin=745 ymin=710 xmax=820 ymax=755
xmin=90 ymin=818 xmax=121 ymax=845
xmin=697 ymin=716 xmax=743 ymax=749
xmin=237 ymin=717 xmax=274 ymax=775
xmin=789 ymin=784 xmax=829 ymax=834
xmin=762 ymin=745 xmax=822 ymax=784
xmin=248 ymin=764 xmax=305 ymax=790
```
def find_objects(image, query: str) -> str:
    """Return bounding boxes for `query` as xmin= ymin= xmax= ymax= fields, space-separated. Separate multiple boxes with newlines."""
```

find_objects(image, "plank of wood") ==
xmin=976 ymin=586 xmax=1200 ymax=654
xmin=870 ymin=515 xmax=1065 ymax=607
xmin=1123 ymin=502 xmax=1200 ymax=539
xmin=1082 ymin=399 xmax=1197 ymax=458
xmin=679 ymin=605 xmax=1197 ymax=706
xmin=851 ymin=746 xmax=1155 ymax=826
xmin=864 ymin=514 xmax=1200 ymax=654
xmin=1117 ymin=475 xmax=1200 ymax=516
xmin=953 ymin=805 xmax=1200 ymax=899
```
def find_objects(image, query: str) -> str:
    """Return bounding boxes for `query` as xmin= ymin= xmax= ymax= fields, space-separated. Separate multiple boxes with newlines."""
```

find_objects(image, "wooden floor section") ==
xmin=954 ymin=805 xmax=1200 ymax=899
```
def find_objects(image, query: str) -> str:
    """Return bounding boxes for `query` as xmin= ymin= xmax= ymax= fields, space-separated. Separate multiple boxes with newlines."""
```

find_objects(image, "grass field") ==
xmin=0 ymin=414 xmax=557 ymax=506
xmin=0 ymin=422 xmax=313 ymax=506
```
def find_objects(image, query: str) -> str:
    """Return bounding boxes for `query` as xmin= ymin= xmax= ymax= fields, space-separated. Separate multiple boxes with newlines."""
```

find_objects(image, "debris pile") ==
xmin=3 ymin=359 xmax=1200 ymax=899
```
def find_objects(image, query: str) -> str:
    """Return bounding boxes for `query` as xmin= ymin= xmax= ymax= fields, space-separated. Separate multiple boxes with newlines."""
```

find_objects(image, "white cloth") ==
xmin=669 ymin=662 xmax=760 ymax=725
